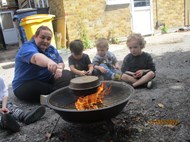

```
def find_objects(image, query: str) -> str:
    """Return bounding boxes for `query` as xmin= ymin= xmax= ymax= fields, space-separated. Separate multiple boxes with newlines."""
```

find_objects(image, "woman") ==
xmin=12 ymin=26 xmax=73 ymax=102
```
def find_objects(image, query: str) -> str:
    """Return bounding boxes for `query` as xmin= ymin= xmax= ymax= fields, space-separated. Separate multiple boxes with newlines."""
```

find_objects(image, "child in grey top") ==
xmin=92 ymin=38 xmax=121 ymax=80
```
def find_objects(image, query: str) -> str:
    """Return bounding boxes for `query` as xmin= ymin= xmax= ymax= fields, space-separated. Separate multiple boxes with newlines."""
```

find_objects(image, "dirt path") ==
xmin=0 ymin=32 xmax=190 ymax=142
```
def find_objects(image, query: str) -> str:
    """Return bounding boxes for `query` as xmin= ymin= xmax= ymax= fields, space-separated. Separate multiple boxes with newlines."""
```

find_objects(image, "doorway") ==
xmin=131 ymin=0 xmax=153 ymax=35
xmin=0 ymin=10 xmax=19 ymax=44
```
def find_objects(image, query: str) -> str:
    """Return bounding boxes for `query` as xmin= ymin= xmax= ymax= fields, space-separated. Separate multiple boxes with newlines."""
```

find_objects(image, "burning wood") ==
xmin=75 ymin=83 xmax=111 ymax=110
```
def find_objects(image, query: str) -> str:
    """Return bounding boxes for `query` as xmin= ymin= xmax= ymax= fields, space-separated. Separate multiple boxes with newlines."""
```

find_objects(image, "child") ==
xmin=92 ymin=38 xmax=121 ymax=80
xmin=68 ymin=39 xmax=94 ymax=77
xmin=0 ymin=76 xmax=46 ymax=132
xmin=121 ymin=33 xmax=156 ymax=89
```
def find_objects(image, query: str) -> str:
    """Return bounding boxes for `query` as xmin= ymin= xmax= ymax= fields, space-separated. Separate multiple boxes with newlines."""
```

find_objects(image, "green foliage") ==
xmin=110 ymin=37 xmax=120 ymax=44
xmin=77 ymin=13 xmax=92 ymax=49
xmin=161 ymin=25 xmax=168 ymax=34
xmin=81 ymin=36 xmax=92 ymax=49
xmin=107 ymin=29 xmax=120 ymax=44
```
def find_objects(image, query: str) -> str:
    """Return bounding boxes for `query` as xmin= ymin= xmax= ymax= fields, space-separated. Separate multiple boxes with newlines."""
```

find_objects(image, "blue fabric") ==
xmin=0 ymin=76 xmax=8 ymax=101
xmin=99 ymin=63 xmax=117 ymax=80
xmin=12 ymin=38 xmax=63 ymax=91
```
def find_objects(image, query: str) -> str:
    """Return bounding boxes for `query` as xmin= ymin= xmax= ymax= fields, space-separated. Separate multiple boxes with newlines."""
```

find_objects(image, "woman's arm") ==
xmin=30 ymin=53 xmax=59 ymax=73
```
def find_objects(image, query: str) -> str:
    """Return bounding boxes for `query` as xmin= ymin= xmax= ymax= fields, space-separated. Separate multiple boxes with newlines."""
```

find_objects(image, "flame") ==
xmin=75 ymin=82 xmax=111 ymax=110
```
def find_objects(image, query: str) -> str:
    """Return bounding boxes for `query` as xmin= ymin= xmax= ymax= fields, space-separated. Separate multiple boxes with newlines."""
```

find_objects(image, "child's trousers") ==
xmin=99 ymin=63 xmax=120 ymax=80
xmin=0 ymin=101 xmax=24 ymax=121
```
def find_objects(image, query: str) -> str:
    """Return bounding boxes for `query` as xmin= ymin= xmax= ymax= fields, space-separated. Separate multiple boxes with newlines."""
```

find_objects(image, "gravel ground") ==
xmin=0 ymin=32 xmax=190 ymax=142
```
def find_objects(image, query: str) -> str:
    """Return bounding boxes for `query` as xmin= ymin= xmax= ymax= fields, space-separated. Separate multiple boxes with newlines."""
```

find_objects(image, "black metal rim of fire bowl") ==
xmin=42 ymin=81 xmax=134 ymax=113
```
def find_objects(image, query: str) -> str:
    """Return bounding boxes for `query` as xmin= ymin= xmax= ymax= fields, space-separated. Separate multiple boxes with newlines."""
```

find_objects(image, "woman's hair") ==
xmin=35 ymin=26 xmax=52 ymax=36
xmin=95 ymin=38 xmax=109 ymax=49
xmin=69 ymin=39 xmax=84 ymax=55
xmin=127 ymin=33 xmax=146 ymax=48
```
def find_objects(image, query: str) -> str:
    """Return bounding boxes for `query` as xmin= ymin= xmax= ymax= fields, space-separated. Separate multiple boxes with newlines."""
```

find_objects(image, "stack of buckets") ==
xmin=20 ymin=14 xmax=56 ymax=48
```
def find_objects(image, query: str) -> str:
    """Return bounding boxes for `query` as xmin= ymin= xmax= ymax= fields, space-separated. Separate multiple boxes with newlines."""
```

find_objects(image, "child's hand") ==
xmin=79 ymin=70 xmax=87 ymax=76
xmin=114 ymin=65 xmax=121 ymax=70
xmin=134 ymin=70 xmax=143 ymax=78
xmin=86 ymin=70 xmax=92 ymax=75
xmin=0 ymin=107 xmax=9 ymax=113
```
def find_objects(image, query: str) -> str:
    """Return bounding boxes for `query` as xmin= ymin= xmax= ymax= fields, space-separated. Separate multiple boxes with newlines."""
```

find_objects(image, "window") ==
xmin=28 ymin=0 xmax=49 ymax=8
xmin=134 ymin=0 xmax=150 ymax=7
xmin=106 ymin=0 xmax=131 ymax=5
xmin=0 ymin=13 xmax=14 ymax=29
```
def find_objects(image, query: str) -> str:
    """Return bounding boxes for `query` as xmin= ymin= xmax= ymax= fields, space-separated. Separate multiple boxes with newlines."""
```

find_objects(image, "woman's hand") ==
xmin=58 ymin=63 xmax=65 ymax=70
xmin=54 ymin=68 xmax=63 ymax=79
xmin=47 ymin=61 xmax=59 ymax=73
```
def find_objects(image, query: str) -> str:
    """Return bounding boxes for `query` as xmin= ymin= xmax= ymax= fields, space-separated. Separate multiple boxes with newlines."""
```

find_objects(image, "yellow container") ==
xmin=20 ymin=14 xmax=56 ymax=48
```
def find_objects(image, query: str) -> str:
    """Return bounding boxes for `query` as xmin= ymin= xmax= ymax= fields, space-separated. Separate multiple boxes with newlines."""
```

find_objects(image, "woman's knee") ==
xmin=62 ymin=70 xmax=74 ymax=80
xmin=14 ymin=90 xmax=40 ymax=103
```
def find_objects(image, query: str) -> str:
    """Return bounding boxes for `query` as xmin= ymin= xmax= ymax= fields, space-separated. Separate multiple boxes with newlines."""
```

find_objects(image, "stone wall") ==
xmin=49 ymin=0 xmax=131 ymax=42
xmin=49 ymin=0 xmax=184 ymax=43
xmin=49 ymin=0 xmax=65 ymax=17
xmin=152 ymin=0 xmax=184 ymax=29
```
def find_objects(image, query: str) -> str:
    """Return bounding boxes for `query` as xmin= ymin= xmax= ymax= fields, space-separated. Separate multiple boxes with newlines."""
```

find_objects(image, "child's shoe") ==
xmin=22 ymin=106 xmax=46 ymax=125
xmin=0 ymin=113 xmax=20 ymax=132
xmin=112 ymin=73 xmax=121 ymax=81
xmin=147 ymin=81 xmax=153 ymax=89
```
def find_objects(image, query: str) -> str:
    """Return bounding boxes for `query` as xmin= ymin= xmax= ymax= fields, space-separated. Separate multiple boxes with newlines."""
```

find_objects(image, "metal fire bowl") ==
xmin=41 ymin=81 xmax=134 ymax=123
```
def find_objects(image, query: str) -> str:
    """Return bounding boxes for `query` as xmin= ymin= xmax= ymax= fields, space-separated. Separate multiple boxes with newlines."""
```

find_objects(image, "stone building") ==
xmin=48 ymin=0 xmax=185 ymax=47
xmin=5 ymin=0 xmax=188 ymax=48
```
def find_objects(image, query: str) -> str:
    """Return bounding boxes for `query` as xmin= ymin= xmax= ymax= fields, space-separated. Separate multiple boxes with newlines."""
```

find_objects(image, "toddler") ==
xmin=92 ymin=38 xmax=121 ymax=80
xmin=0 ymin=76 xmax=45 ymax=132
xmin=121 ymin=33 xmax=156 ymax=88
xmin=68 ymin=39 xmax=94 ymax=77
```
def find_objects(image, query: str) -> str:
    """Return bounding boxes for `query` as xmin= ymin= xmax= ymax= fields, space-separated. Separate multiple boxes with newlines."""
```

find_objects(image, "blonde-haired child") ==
xmin=121 ymin=33 xmax=156 ymax=88
xmin=93 ymin=38 xmax=121 ymax=80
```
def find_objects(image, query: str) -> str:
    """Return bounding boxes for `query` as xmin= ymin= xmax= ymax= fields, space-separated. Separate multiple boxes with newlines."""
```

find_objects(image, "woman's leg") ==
xmin=14 ymin=80 xmax=53 ymax=103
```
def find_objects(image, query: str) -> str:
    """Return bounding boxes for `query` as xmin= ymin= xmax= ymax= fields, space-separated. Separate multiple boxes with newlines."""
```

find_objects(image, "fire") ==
xmin=75 ymin=82 xmax=111 ymax=110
